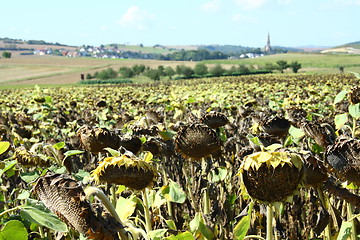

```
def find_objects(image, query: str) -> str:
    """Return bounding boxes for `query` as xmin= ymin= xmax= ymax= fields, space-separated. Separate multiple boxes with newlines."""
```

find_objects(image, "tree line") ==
xmin=84 ymin=63 xmax=274 ymax=83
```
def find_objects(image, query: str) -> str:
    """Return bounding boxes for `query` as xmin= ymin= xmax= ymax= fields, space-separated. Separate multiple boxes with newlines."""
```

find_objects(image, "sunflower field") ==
xmin=0 ymin=73 xmax=360 ymax=240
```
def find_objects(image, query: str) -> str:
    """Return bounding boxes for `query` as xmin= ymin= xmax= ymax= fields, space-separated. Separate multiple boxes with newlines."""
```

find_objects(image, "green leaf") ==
xmin=349 ymin=71 xmax=360 ymax=79
xmin=104 ymin=148 xmax=120 ymax=157
xmin=20 ymin=171 xmax=40 ymax=183
xmin=334 ymin=113 xmax=348 ymax=130
xmin=17 ymin=189 xmax=30 ymax=200
xmin=0 ymin=142 xmax=10 ymax=156
xmin=337 ymin=221 xmax=352 ymax=240
xmin=288 ymin=125 xmax=305 ymax=139
xmin=115 ymin=195 xmax=138 ymax=222
xmin=52 ymin=142 xmax=65 ymax=150
xmin=189 ymin=213 xmax=214 ymax=239
xmin=64 ymin=150 xmax=84 ymax=157
xmin=20 ymin=205 xmax=68 ymax=232
xmin=164 ymin=231 xmax=194 ymax=240
xmin=166 ymin=219 xmax=177 ymax=230
xmin=148 ymin=229 xmax=168 ymax=240
xmin=210 ymin=167 xmax=227 ymax=183
xmin=168 ymin=180 xmax=187 ymax=204
xmin=334 ymin=90 xmax=348 ymax=104
xmin=234 ymin=202 xmax=254 ymax=240
xmin=0 ymin=220 xmax=28 ymax=240
xmin=246 ymin=134 xmax=261 ymax=146
xmin=349 ymin=103 xmax=360 ymax=120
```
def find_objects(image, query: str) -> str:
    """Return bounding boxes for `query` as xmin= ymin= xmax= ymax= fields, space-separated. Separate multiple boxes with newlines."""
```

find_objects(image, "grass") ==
xmin=1 ymin=53 xmax=360 ymax=86
xmin=203 ymin=53 xmax=360 ymax=69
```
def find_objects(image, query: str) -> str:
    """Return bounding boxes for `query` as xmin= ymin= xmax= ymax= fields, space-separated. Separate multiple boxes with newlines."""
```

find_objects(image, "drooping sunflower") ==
xmin=175 ymin=123 xmax=222 ymax=160
xmin=200 ymin=111 xmax=229 ymax=129
xmin=326 ymin=137 xmax=360 ymax=185
xmin=92 ymin=152 xmax=156 ymax=190
xmin=13 ymin=146 xmax=50 ymax=167
xmin=238 ymin=151 xmax=303 ymax=203
xmin=33 ymin=173 xmax=121 ymax=239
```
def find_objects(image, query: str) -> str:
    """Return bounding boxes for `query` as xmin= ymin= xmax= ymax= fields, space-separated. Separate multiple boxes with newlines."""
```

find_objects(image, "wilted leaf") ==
xmin=168 ymin=181 xmax=186 ymax=204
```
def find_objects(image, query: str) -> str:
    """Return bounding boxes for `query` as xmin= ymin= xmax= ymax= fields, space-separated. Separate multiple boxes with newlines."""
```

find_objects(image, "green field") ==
xmin=1 ymin=53 xmax=360 ymax=87
xmin=204 ymin=53 xmax=360 ymax=74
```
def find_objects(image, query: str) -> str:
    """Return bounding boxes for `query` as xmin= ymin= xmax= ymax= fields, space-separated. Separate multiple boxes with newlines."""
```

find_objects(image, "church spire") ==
xmin=265 ymin=32 xmax=272 ymax=54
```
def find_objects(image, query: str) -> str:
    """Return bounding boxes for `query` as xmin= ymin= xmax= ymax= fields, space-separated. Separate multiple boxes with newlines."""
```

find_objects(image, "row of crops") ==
xmin=0 ymin=73 xmax=360 ymax=240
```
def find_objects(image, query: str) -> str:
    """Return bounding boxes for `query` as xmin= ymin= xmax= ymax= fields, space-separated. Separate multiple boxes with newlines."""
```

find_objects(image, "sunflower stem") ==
xmin=162 ymin=157 xmax=173 ymax=219
xmin=347 ymin=202 xmax=357 ymax=240
xmin=244 ymin=235 xmax=266 ymax=240
xmin=317 ymin=187 xmax=331 ymax=240
xmin=84 ymin=186 xmax=128 ymax=240
xmin=266 ymin=204 xmax=274 ymax=240
xmin=110 ymin=184 xmax=117 ymax=207
xmin=351 ymin=118 xmax=357 ymax=138
xmin=182 ymin=161 xmax=199 ymax=212
xmin=142 ymin=188 xmax=152 ymax=233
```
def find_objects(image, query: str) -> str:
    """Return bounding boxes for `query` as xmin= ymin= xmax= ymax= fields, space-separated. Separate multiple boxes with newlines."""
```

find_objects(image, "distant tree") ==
xmin=176 ymin=65 xmax=186 ymax=75
xmin=264 ymin=63 xmax=276 ymax=71
xmin=289 ymin=61 xmax=302 ymax=73
xmin=157 ymin=65 xmax=165 ymax=76
xmin=164 ymin=66 xmax=175 ymax=78
xmin=237 ymin=65 xmax=250 ymax=74
xmin=276 ymin=60 xmax=289 ymax=73
xmin=86 ymin=73 xmax=93 ymax=79
xmin=194 ymin=63 xmax=208 ymax=76
xmin=119 ymin=66 xmax=134 ymax=78
xmin=132 ymin=64 xmax=146 ymax=75
xmin=180 ymin=66 xmax=195 ymax=78
xmin=209 ymin=64 xmax=225 ymax=77
xmin=339 ymin=66 xmax=345 ymax=74
xmin=97 ymin=68 xmax=118 ymax=80
xmin=139 ymin=43 xmax=144 ymax=47
xmin=2 ymin=51 xmax=11 ymax=58
xmin=146 ymin=69 xmax=161 ymax=81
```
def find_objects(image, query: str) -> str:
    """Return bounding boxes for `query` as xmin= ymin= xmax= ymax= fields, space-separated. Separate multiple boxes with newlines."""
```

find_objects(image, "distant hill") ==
xmin=339 ymin=41 xmax=360 ymax=49
xmin=321 ymin=41 xmax=360 ymax=54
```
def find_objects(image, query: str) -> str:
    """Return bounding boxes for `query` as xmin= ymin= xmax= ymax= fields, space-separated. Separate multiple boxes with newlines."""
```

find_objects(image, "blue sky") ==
xmin=1 ymin=0 xmax=359 ymax=47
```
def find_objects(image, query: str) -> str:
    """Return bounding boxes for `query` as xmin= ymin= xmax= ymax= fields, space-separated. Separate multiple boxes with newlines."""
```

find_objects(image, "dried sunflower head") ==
xmin=348 ymin=86 xmax=360 ymax=105
xmin=175 ymin=123 xmax=222 ymax=160
xmin=326 ymin=137 xmax=360 ymax=185
xmin=260 ymin=116 xmax=291 ymax=139
xmin=77 ymin=125 xmax=120 ymax=153
xmin=200 ymin=111 xmax=229 ymax=129
xmin=33 ymin=173 xmax=121 ymax=239
xmin=286 ymin=106 xmax=307 ymax=127
xmin=301 ymin=121 xmax=332 ymax=148
xmin=92 ymin=153 xmax=156 ymax=190
xmin=238 ymin=151 xmax=303 ymax=203
xmin=14 ymin=146 xmax=49 ymax=167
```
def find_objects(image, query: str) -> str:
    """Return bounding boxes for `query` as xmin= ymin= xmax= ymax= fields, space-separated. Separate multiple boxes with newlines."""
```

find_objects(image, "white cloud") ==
xmin=233 ymin=0 xmax=268 ymax=10
xmin=334 ymin=0 xmax=360 ymax=6
xmin=277 ymin=0 xmax=292 ymax=4
xmin=231 ymin=14 xmax=257 ymax=23
xmin=201 ymin=0 xmax=222 ymax=12
xmin=118 ymin=6 xmax=154 ymax=30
